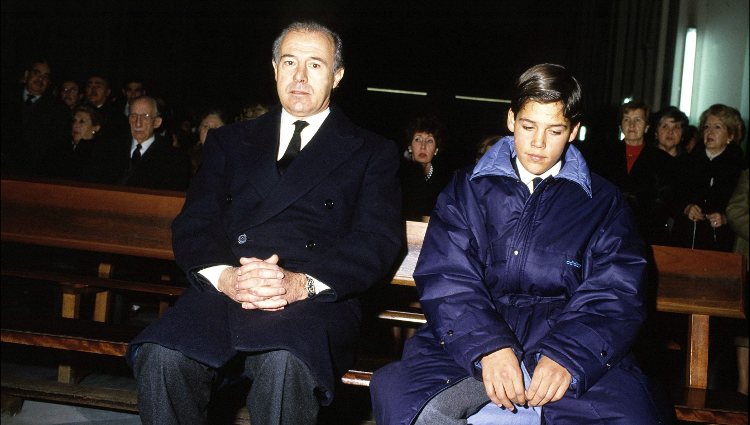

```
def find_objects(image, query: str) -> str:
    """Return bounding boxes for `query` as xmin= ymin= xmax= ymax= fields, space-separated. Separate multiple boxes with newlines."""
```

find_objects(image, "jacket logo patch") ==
xmin=565 ymin=260 xmax=581 ymax=268
xmin=238 ymin=234 xmax=247 ymax=244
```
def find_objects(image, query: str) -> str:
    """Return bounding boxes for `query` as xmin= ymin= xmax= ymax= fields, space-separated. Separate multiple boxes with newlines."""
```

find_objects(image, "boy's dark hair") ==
xmin=511 ymin=63 xmax=583 ymax=125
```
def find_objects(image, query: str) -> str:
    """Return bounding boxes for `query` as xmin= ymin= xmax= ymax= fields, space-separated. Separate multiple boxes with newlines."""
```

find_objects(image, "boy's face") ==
xmin=508 ymin=101 xmax=579 ymax=175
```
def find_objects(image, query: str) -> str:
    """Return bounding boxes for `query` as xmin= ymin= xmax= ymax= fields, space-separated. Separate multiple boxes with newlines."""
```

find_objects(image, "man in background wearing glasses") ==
xmin=94 ymin=95 xmax=190 ymax=190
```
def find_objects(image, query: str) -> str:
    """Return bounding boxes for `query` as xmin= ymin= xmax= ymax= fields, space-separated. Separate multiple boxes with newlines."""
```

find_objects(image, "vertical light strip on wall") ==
xmin=679 ymin=27 xmax=697 ymax=117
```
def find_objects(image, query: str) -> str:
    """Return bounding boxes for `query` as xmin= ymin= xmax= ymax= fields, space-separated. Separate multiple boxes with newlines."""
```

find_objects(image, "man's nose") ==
xmin=529 ymin=130 xmax=545 ymax=148
xmin=294 ymin=67 xmax=307 ymax=83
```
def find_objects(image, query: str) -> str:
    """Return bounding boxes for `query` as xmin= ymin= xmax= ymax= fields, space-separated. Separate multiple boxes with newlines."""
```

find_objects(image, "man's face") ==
xmin=60 ymin=81 xmax=81 ymax=108
xmin=85 ymin=76 xmax=111 ymax=107
xmin=272 ymin=30 xmax=344 ymax=118
xmin=123 ymin=82 xmax=145 ymax=100
xmin=24 ymin=62 xmax=51 ymax=96
xmin=128 ymin=98 xmax=162 ymax=143
xmin=508 ymin=101 xmax=579 ymax=176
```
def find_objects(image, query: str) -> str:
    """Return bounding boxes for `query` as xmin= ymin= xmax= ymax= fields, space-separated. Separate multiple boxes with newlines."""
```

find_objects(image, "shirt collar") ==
xmin=516 ymin=157 xmax=562 ymax=188
xmin=278 ymin=108 xmax=331 ymax=159
xmin=23 ymin=89 xmax=38 ymax=103
xmin=132 ymin=135 xmax=156 ymax=155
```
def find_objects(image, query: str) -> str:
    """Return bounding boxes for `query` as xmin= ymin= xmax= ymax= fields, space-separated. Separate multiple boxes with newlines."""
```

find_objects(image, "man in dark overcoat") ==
xmin=1 ymin=58 xmax=69 ymax=176
xmin=127 ymin=21 xmax=402 ymax=425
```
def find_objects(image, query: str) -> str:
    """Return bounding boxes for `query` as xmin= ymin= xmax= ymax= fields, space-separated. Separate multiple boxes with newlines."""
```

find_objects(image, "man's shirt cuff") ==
xmin=198 ymin=265 xmax=232 ymax=290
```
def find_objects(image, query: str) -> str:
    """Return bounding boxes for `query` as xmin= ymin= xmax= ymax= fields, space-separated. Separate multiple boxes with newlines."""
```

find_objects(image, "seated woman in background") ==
xmin=399 ymin=115 xmax=452 ymax=221
xmin=191 ymin=108 xmax=227 ymax=174
xmin=637 ymin=106 xmax=690 ymax=245
xmin=49 ymin=105 xmax=102 ymax=181
xmin=674 ymin=104 xmax=747 ymax=251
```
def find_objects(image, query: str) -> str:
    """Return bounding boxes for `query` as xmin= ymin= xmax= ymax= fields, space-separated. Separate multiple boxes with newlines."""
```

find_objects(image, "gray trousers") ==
xmin=415 ymin=363 xmax=542 ymax=425
xmin=134 ymin=343 xmax=320 ymax=425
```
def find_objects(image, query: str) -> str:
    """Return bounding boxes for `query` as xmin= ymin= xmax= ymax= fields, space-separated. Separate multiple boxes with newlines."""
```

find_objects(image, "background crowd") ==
xmin=2 ymin=56 xmax=748 ymax=255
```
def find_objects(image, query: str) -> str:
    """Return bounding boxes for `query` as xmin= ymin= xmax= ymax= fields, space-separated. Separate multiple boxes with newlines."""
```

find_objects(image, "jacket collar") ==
xmin=241 ymin=104 xmax=364 ymax=227
xmin=471 ymin=136 xmax=592 ymax=197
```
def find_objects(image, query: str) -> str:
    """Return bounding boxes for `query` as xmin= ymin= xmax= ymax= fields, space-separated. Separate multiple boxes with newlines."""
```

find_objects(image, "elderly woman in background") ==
xmin=399 ymin=115 xmax=452 ymax=221
xmin=49 ymin=105 xmax=102 ymax=180
xmin=675 ymin=104 xmax=747 ymax=251
xmin=191 ymin=108 xmax=227 ymax=173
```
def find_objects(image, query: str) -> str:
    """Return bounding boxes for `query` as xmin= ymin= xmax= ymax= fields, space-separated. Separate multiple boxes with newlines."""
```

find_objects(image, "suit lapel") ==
xmin=232 ymin=111 xmax=282 ymax=198
xmin=243 ymin=107 xmax=362 ymax=227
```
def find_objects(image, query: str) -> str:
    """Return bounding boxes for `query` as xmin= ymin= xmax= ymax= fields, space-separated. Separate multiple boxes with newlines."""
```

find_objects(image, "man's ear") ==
xmin=271 ymin=60 xmax=278 ymax=81
xmin=153 ymin=117 xmax=163 ymax=129
xmin=506 ymin=109 xmax=516 ymax=133
xmin=567 ymin=123 xmax=581 ymax=143
xmin=332 ymin=68 xmax=345 ymax=89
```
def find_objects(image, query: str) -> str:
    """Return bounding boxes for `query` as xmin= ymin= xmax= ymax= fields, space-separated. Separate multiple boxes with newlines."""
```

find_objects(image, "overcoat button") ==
xmin=238 ymin=234 xmax=247 ymax=244
xmin=440 ymin=340 xmax=445 ymax=346
xmin=305 ymin=240 xmax=316 ymax=250
xmin=324 ymin=199 xmax=335 ymax=209
xmin=226 ymin=195 xmax=232 ymax=202
xmin=513 ymin=250 xmax=519 ymax=255
xmin=600 ymin=351 xmax=607 ymax=357
xmin=447 ymin=330 xmax=454 ymax=336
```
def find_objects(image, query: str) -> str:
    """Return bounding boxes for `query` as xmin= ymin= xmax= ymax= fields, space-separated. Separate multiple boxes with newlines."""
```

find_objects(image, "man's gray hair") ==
xmin=130 ymin=95 xmax=160 ymax=117
xmin=272 ymin=21 xmax=344 ymax=72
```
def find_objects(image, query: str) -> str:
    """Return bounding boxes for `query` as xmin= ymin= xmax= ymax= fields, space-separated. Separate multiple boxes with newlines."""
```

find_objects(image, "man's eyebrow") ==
xmin=280 ymin=53 xmax=329 ymax=66
xmin=518 ymin=117 xmax=568 ymax=129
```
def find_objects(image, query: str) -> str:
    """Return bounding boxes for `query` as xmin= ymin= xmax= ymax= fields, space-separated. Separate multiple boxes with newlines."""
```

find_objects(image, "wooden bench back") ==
xmin=654 ymin=245 xmax=746 ymax=319
xmin=395 ymin=221 xmax=746 ymax=320
xmin=3 ymin=178 xmax=743 ymax=322
xmin=1 ymin=178 xmax=184 ymax=260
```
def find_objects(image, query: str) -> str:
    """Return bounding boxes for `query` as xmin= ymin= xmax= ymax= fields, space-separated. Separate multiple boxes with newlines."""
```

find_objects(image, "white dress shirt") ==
xmin=515 ymin=157 xmax=562 ymax=194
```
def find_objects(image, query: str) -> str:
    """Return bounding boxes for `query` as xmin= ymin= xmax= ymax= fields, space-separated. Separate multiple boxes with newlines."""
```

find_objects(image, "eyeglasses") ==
xmin=128 ymin=113 xmax=158 ymax=122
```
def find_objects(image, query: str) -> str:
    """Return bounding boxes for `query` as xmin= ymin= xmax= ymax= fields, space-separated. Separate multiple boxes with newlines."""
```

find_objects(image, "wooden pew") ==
xmin=2 ymin=179 xmax=747 ymax=424
xmin=2 ymin=178 xmax=186 ymax=383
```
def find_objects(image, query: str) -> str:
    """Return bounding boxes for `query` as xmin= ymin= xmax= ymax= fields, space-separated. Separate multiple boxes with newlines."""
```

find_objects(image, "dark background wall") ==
xmin=2 ymin=0 xmax=665 ymax=169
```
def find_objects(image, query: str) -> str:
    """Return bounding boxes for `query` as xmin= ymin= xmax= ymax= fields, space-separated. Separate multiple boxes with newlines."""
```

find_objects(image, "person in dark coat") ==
xmin=126 ymin=21 xmax=402 ymax=425
xmin=371 ymin=64 xmax=672 ymax=425
xmin=399 ymin=115 xmax=452 ymax=221
xmin=93 ymin=95 xmax=191 ymax=191
xmin=48 ymin=105 xmax=102 ymax=181
xmin=674 ymin=104 xmax=747 ymax=251
xmin=630 ymin=106 xmax=690 ymax=245
xmin=1 ymin=58 xmax=70 ymax=176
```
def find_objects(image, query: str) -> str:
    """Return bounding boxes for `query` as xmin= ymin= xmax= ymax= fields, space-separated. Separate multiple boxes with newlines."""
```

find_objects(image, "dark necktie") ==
xmin=532 ymin=177 xmax=543 ymax=192
xmin=131 ymin=144 xmax=142 ymax=163
xmin=278 ymin=120 xmax=309 ymax=174
xmin=24 ymin=94 xmax=35 ymax=107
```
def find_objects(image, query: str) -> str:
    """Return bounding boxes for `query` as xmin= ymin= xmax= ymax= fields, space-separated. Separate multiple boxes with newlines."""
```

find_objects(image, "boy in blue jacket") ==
xmin=371 ymin=64 xmax=672 ymax=425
